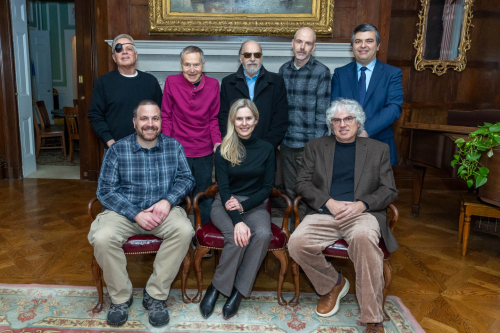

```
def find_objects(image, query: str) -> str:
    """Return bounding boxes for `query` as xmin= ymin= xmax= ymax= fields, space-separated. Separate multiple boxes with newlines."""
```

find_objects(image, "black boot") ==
xmin=222 ymin=287 xmax=243 ymax=320
xmin=199 ymin=284 xmax=220 ymax=319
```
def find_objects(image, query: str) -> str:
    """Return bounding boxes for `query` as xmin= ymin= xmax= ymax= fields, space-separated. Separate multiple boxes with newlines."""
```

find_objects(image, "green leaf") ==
xmin=460 ymin=170 xmax=468 ymax=178
xmin=474 ymin=128 xmax=488 ymax=135
xmin=489 ymin=124 xmax=500 ymax=132
xmin=451 ymin=160 xmax=457 ymax=168
xmin=475 ymin=175 xmax=487 ymax=188
xmin=484 ymin=122 xmax=493 ymax=127
xmin=476 ymin=143 xmax=488 ymax=151
xmin=455 ymin=138 xmax=465 ymax=144
xmin=457 ymin=165 xmax=464 ymax=174
xmin=487 ymin=149 xmax=494 ymax=158
xmin=467 ymin=179 xmax=474 ymax=188
xmin=479 ymin=167 xmax=489 ymax=176
xmin=454 ymin=154 xmax=460 ymax=160
xmin=467 ymin=152 xmax=481 ymax=161
xmin=494 ymin=136 xmax=500 ymax=144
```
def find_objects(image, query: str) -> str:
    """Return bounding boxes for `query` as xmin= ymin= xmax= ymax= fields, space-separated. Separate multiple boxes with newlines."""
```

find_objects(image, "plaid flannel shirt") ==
xmin=279 ymin=56 xmax=331 ymax=148
xmin=97 ymin=133 xmax=195 ymax=222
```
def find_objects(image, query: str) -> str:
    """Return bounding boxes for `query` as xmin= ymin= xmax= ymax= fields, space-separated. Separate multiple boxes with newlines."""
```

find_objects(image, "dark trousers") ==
xmin=186 ymin=153 xmax=214 ymax=225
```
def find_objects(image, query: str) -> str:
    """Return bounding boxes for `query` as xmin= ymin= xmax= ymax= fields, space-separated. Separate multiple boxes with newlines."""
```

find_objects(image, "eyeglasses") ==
xmin=332 ymin=116 xmax=356 ymax=125
xmin=241 ymin=52 xmax=262 ymax=59
xmin=114 ymin=42 xmax=134 ymax=53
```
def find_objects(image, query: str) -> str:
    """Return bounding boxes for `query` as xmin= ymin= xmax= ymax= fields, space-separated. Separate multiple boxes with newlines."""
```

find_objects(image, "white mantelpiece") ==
xmin=105 ymin=40 xmax=353 ymax=75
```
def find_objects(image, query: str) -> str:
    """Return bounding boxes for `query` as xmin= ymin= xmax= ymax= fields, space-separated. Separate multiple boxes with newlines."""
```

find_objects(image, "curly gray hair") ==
xmin=326 ymin=98 xmax=366 ymax=135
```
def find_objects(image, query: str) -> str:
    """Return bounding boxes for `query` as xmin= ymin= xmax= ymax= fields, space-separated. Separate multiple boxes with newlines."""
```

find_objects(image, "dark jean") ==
xmin=186 ymin=153 xmax=214 ymax=225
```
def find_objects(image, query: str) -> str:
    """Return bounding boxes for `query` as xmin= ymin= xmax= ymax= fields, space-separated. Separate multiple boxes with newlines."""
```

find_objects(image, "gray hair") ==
xmin=238 ymin=40 xmax=262 ymax=56
xmin=133 ymin=99 xmax=160 ymax=119
xmin=294 ymin=27 xmax=317 ymax=43
xmin=350 ymin=23 xmax=381 ymax=46
xmin=326 ymin=98 xmax=366 ymax=135
xmin=112 ymin=34 xmax=136 ymax=55
xmin=180 ymin=45 xmax=205 ymax=62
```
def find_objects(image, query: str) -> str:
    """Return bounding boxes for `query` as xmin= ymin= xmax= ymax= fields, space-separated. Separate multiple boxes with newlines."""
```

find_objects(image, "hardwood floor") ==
xmin=1 ymin=179 xmax=499 ymax=332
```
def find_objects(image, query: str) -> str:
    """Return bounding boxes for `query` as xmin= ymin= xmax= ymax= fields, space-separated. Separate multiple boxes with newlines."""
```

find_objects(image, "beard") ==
xmin=294 ymin=51 xmax=309 ymax=61
xmin=136 ymin=125 xmax=161 ymax=142
xmin=242 ymin=61 xmax=262 ymax=76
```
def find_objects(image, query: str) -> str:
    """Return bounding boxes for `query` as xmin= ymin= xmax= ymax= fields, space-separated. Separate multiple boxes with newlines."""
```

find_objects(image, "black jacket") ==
xmin=219 ymin=65 xmax=289 ymax=148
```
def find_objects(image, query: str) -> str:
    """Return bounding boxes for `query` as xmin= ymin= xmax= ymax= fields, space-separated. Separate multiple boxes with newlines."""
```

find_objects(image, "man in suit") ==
xmin=331 ymin=24 xmax=403 ymax=165
xmin=288 ymin=98 xmax=398 ymax=333
xmin=219 ymin=40 xmax=288 ymax=148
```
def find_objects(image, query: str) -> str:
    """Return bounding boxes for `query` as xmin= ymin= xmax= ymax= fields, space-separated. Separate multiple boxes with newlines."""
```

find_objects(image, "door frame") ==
xmin=0 ymin=0 xmax=105 ymax=180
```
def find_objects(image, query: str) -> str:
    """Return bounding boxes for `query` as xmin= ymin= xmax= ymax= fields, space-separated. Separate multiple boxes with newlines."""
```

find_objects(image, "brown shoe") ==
xmin=315 ymin=272 xmax=350 ymax=317
xmin=363 ymin=323 xmax=385 ymax=333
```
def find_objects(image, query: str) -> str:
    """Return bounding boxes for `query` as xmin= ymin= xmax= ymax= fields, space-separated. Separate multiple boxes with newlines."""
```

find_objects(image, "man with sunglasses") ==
xmin=219 ymin=40 xmax=288 ymax=148
xmin=288 ymin=98 xmax=398 ymax=333
xmin=88 ymin=34 xmax=162 ymax=150
xmin=279 ymin=27 xmax=331 ymax=222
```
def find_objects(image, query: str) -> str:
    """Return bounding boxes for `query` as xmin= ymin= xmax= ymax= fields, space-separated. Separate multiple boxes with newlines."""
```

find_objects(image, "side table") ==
xmin=458 ymin=193 xmax=500 ymax=256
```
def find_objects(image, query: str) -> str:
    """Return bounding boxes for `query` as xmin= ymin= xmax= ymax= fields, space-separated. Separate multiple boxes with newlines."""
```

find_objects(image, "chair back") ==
xmin=63 ymin=106 xmax=79 ymax=136
xmin=34 ymin=101 xmax=51 ymax=130
xmin=32 ymin=110 xmax=41 ymax=137
xmin=193 ymin=185 xmax=292 ymax=236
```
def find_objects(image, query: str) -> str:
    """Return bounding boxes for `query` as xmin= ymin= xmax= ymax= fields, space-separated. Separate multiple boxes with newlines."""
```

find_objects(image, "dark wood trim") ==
xmin=388 ymin=60 xmax=499 ymax=70
xmin=391 ymin=10 xmax=417 ymax=17
xmin=0 ymin=0 xmax=22 ymax=179
xmin=474 ymin=10 xmax=500 ymax=19
xmin=377 ymin=0 xmax=393 ymax=63
xmin=387 ymin=59 xmax=414 ymax=67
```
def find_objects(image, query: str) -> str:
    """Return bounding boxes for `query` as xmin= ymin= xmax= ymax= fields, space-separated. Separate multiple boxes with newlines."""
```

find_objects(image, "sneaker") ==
xmin=315 ymin=272 xmax=349 ymax=317
xmin=143 ymin=289 xmax=170 ymax=327
xmin=107 ymin=294 xmax=133 ymax=326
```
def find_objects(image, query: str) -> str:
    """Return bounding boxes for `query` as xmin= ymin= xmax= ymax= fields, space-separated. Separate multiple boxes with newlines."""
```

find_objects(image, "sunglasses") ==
xmin=241 ymin=52 xmax=262 ymax=59
xmin=114 ymin=42 xmax=134 ymax=53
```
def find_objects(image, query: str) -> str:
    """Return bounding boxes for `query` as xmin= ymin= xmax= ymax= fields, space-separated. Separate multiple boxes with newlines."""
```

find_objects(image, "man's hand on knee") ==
xmin=144 ymin=199 xmax=172 ymax=223
xmin=134 ymin=211 xmax=162 ymax=230
xmin=325 ymin=199 xmax=351 ymax=217
xmin=335 ymin=201 xmax=366 ymax=220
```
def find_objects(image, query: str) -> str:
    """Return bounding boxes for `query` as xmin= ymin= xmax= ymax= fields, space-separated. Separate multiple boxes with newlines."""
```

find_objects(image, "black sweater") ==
xmin=215 ymin=135 xmax=275 ymax=224
xmin=87 ymin=70 xmax=163 ymax=145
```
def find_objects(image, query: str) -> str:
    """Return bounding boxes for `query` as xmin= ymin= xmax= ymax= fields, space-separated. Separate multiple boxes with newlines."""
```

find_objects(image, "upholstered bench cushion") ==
xmin=196 ymin=222 xmax=287 ymax=250
xmin=122 ymin=235 xmax=163 ymax=254
xmin=322 ymin=239 xmax=391 ymax=260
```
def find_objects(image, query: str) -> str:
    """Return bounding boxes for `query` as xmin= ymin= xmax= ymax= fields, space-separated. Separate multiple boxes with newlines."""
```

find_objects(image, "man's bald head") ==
xmin=292 ymin=27 xmax=317 ymax=64
xmin=294 ymin=27 xmax=316 ymax=44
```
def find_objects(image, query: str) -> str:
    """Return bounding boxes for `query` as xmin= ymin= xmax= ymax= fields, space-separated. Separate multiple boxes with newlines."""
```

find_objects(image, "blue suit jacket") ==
xmin=331 ymin=60 xmax=403 ymax=165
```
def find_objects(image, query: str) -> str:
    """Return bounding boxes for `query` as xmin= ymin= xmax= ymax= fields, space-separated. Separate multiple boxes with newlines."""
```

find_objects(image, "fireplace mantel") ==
xmin=105 ymin=40 xmax=353 ymax=74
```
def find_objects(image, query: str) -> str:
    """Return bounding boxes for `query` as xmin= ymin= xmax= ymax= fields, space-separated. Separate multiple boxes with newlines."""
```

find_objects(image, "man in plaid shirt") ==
xmin=88 ymin=100 xmax=195 ymax=328
xmin=279 ymin=27 xmax=331 ymax=218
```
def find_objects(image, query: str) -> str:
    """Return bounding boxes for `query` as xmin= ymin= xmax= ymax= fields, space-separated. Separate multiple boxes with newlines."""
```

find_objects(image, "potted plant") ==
xmin=451 ymin=122 xmax=500 ymax=206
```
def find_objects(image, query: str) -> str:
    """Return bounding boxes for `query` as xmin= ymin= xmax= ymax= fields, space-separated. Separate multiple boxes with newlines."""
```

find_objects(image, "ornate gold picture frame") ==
xmin=149 ymin=0 xmax=335 ymax=37
xmin=414 ymin=0 xmax=474 ymax=76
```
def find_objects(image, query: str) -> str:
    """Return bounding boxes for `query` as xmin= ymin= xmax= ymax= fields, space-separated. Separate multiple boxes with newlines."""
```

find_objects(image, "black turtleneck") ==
xmin=215 ymin=135 xmax=275 ymax=225
xmin=330 ymin=140 xmax=356 ymax=202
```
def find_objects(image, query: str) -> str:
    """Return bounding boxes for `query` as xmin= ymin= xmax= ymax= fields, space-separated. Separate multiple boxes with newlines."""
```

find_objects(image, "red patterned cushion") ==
xmin=122 ymin=235 xmax=163 ymax=254
xmin=322 ymin=238 xmax=390 ymax=260
xmin=196 ymin=222 xmax=287 ymax=250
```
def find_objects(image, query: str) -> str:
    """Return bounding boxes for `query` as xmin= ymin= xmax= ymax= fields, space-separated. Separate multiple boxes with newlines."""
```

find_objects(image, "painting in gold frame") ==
xmin=149 ymin=0 xmax=335 ymax=36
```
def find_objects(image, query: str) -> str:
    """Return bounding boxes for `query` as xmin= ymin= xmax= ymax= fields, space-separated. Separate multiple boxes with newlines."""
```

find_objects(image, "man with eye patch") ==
xmin=88 ymin=34 xmax=163 ymax=151
xmin=219 ymin=40 xmax=288 ymax=149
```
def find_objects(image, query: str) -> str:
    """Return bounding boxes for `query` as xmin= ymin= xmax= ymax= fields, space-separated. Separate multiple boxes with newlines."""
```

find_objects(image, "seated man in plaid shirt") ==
xmin=88 ymin=100 xmax=195 ymax=328
xmin=279 ymin=27 xmax=331 ymax=221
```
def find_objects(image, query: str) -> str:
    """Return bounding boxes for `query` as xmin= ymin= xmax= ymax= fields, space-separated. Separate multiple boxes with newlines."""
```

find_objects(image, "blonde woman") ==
xmin=199 ymin=99 xmax=275 ymax=320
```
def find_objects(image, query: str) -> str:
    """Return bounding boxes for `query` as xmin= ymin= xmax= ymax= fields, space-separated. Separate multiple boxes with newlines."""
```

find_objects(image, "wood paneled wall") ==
xmin=388 ymin=0 xmax=500 ymax=167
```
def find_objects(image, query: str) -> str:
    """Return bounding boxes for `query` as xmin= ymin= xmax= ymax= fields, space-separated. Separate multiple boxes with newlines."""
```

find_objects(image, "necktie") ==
xmin=358 ymin=67 xmax=367 ymax=106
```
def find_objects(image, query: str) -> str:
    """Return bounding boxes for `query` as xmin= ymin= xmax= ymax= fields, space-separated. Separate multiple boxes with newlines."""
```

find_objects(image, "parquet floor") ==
xmin=1 ymin=179 xmax=499 ymax=332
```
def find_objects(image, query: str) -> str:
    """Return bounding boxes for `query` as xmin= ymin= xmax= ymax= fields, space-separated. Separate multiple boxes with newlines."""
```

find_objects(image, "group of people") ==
xmin=86 ymin=23 xmax=403 ymax=333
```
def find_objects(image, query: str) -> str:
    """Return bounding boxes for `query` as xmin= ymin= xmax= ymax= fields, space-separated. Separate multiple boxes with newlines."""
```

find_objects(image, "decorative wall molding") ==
xmin=105 ymin=40 xmax=353 ymax=74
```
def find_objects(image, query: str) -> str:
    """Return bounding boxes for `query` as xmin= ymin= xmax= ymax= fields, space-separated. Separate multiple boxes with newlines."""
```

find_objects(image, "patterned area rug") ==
xmin=36 ymin=149 xmax=80 ymax=166
xmin=0 ymin=284 xmax=424 ymax=333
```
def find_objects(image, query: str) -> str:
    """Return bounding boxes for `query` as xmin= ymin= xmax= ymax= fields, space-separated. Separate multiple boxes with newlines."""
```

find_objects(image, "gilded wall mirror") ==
xmin=414 ymin=0 xmax=474 ymax=76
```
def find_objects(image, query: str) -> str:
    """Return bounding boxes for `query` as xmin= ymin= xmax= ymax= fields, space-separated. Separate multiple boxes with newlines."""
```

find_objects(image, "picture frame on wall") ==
xmin=149 ymin=0 xmax=335 ymax=36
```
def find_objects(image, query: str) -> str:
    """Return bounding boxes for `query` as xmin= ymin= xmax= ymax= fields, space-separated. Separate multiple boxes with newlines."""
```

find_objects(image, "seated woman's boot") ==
xmin=222 ymin=287 xmax=243 ymax=320
xmin=199 ymin=284 xmax=220 ymax=318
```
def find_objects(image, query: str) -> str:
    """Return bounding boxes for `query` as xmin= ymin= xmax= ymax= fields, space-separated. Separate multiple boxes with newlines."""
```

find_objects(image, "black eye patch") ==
xmin=114 ymin=42 xmax=134 ymax=54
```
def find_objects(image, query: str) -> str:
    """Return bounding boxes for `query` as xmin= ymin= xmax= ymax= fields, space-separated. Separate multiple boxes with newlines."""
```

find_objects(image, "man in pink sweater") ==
xmin=161 ymin=46 xmax=222 ymax=229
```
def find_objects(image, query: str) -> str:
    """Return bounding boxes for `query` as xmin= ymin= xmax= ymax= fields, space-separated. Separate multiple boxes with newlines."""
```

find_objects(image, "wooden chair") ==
xmin=88 ymin=197 xmax=193 ymax=313
xmin=289 ymin=197 xmax=399 ymax=321
xmin=63 ymin=107 xmax=79 ymax=163
xmin=34 ymin=100 xmax=63 ymax=131
xmin=73 ymin=99 xmax=78 ymax=107
xmin=191 ymin=184 xmax=292 ymax=305
xmin=33 ymin=110 xmax=66 ymax=159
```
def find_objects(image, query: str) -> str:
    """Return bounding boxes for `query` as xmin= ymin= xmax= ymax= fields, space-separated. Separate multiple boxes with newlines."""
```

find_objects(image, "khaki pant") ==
xmin=88 ymin=206 xmax=194 ymax=304
xmin=288 ymin=213 xmax=384 ymax=323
